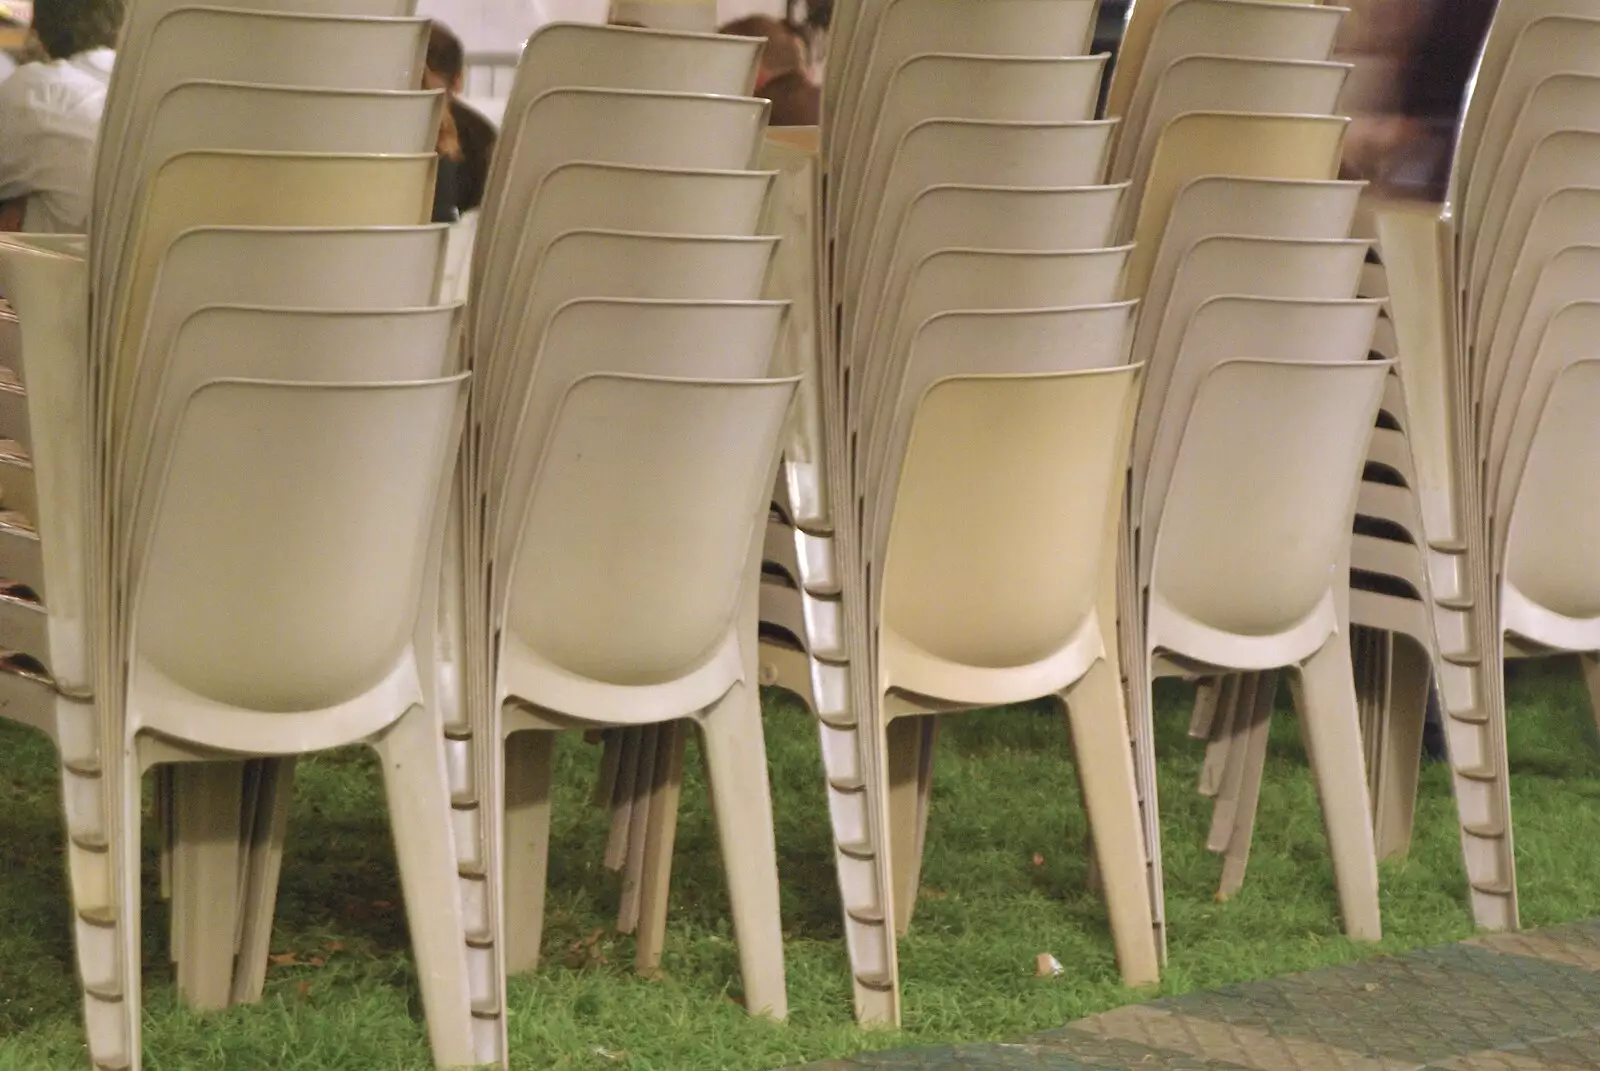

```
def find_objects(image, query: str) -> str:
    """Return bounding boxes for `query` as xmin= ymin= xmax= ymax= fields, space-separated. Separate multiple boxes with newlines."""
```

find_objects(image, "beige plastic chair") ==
xmin=1123 ymin=110 xmax=1347 ymax=287
xmin=106 ymin=372 xmax=474 ymax=1071
xmin=853 ymin=304 xmax=1134 ymax=941
xmin=868 ymin=365 xmax=1157 ymax=994
xmin=1144 ymin=357 xmax=1388 ymax=941
xmin=845 ymin=118 xmax=1117 ymax=358
xmin=1117 ymin=55 xmax=1349 ymax=192
xmin=470 ymin=88 xmax=769 ymax=365
xmin=839 ymin=53 xmax=1107 ymax=252
xmin=1106 ymin=0 xmax=1340 ymax=126
xmin=487 ymin=372 xmax=798 ymax=1022
xmin=482 ymin=162 xmax=776 ymax=395
xmin=831 ymin=0 xmax=1096 ymax=179
xmin=91 ymin=9 xmax=430 ymax=289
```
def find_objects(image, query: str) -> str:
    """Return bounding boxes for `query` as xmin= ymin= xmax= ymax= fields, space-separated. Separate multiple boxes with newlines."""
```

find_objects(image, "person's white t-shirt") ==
xmin=0 ymin=47 xmax=114 ymax=234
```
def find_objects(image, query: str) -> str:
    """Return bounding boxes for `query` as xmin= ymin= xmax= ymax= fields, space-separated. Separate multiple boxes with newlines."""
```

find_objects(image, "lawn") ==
xmin=3 ymin=663 xmax=1600 ymax=1069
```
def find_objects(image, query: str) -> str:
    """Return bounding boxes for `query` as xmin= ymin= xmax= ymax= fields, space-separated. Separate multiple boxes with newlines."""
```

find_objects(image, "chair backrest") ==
xmin=102 ymin=82 xmax=442 ymax=308
xmin=1493 ymin=299 xmax=1600 ymax=526
xmin=1149 ymin=358 xmax=1388 ymax=660
xmin=1455 ymin=0 xmax=1594 ymax=190
xmin=1503 ymin=357 xmax=1600 ymax=640
xmin=846 ymin=117 xmax=1117 ymax=346
xmin=863 ymin=246 xmax=1131 ymax=454
xmin=483 ymin=161 xmax=775 ymax=375
xmin=134 ymin=374 xmax=466 ymax=713
xmin=879 ymin=366 xmax=1138 ymax=681
xmin=863 ymin=183 xmax=1126 ymax=370
xmin=1135 ymin=233 xmax=1367 ymax=409
xmin=1119 ymin=55 xmax=1348 ymax=190
xmin=471 ymin=88 xmax=768 ymax=355
xmin=490 ymin=298 xmax=789 ymax=576
xmin=1138 ymin=296 xmax=1383 ymax=573
xmin=1126 ymin=111 xmax=1348 ymax=292
xmin=109 ymin=151 xmax=436 ymax=429
xmin=1469 ymin=130 xmax=1600 ymax=313
xmin=500 ymin=374 xmax=796 ymax=690
xmin=1139 ymin=175 xmax=1362 ymax=340
xmin=1108 ymin=0 xmax=1340 ymax=124
xmin=1479 ymin=187 xmax=1600 ymax=424
xmin=833 ymin=0 xmax=1096 ymax=172
xmin=1463 ymin=20 xmax=1600 ymax=238
xmin=1491 ymin=243 xmax=1600 ymax=465
xmin=865 ymin=303 xmax=1137 ymax=562
xmin=841 ymin=53 xmax=1106 ymax=248
xmin=121 ymin=224 xmax=449 ymax=510
xmin=483 ymin=232 xmax=779 ymax=485
xmin=93 ymin=9 xmax=429 ymax=278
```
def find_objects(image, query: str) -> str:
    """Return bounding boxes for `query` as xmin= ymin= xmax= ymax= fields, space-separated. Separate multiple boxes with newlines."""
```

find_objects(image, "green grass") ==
xmin=4 ymin=663 xmax=1600 ymax=1069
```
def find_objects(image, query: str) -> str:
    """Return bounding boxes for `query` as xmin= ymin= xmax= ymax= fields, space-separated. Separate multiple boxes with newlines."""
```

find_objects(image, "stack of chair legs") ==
xmin=450 ymin=21 xmax=793 ymax=1025
xmin=814 ymin=0 xmax=1163 ymax=1027
xmin=0 ymin=0 xmax=491 ymax=1066
xmin=1105 ymin=0 xmax=1385 ymax=952
xmin=1365 ymin=0 xmax=1600 ymax=936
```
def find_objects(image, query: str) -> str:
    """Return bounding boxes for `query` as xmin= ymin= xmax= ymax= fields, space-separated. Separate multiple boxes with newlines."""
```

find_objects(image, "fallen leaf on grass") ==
xmin=268 ymin=953 xmax=298 ymax=966
xmin=1031 ymin=853 xmax=1045 ymax=868
xmin=296 ymin=981 xmax=311 ymax=998
xmin=1035 ymin=953 xmax=1063 ymax=977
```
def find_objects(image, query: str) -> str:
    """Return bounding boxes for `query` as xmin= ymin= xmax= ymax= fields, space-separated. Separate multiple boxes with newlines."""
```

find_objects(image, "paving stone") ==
xmin=792 ymin=922 xmax=1600 ymax=1071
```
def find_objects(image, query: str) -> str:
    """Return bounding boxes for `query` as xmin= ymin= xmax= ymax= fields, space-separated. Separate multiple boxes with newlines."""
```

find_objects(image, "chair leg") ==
xmin=372 ymin=704 xmax=479 ymax=1069
xmin=885 ymin=715 xmax=924 ymax=937
xmin=1579 ymin=653 xmax=1600 ymax=741
xmin=172 ymin=760 xmax=245 ymax=1010
xmin=1372 ymin=638 xmax=1430 ymax=861
xmin=1207 ymin=673 xmax=1259 ymax=851
xmin=503 ymin=729 xmax=554 ymax=976
xmin=603 ymin=728 xmax=641 ymax=872
xmin=699 ymin=682 xmax=788 ymax=1020
xmin=1062 ymin=657 xmax=1159 ymax=988
xmin=617 ymin=722 xmax=661 ymax=934
xmin=636 ymin=721 xmax=686 ymax=976
xmin=1292 ymin=637 xmax=1382 ymax=942
xmin=77 ymin=744 xmax=144 ymax=1071
xmin=1217 ymin=671 xmax=1278 ymax=899
xmin=909 ymin=716 xmax=939 ymax=915
xmin=232 ymin=756 xmax=296 ymax=1005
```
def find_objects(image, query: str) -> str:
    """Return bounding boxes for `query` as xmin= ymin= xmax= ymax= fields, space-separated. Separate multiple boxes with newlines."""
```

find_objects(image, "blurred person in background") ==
xmin=0 ymin=0 xmax=122 ymax=232
xmin=425 ymin=20 xmax=497 ymax=222
xmin=1341 ymin=0 xmax=1496 ymax=199
xmin=719 ymin=14 xmax=818 ymax=126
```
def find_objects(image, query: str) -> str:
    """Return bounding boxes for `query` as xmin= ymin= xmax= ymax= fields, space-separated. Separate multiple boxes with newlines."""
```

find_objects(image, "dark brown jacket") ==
xmin=760 ymin=70 xmax=820 ymax=127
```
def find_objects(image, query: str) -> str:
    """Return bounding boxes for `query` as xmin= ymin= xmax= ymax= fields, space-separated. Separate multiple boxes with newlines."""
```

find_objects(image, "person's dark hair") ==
xmin=32 ymin=0 xmax=124 ymax=60
xmin=719 ymin=14 xmax=805 ymax=76
xmin=426 ymin=20 xmax=466 ymax=85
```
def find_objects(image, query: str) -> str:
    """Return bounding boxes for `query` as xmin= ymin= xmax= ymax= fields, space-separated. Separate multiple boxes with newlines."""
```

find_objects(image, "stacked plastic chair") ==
xmin=1361 ymin=0 xmax=1600 ymax=936
xmin=800 ymin=0 xmax=1162 ymax=1026
xmin=1104 ymin=0 xmax=1385 ymax=953
xmin=442 ymin=20 xmax=794 ymax=1031
xmin=0 ymin=0 xmax=488 ymax=1066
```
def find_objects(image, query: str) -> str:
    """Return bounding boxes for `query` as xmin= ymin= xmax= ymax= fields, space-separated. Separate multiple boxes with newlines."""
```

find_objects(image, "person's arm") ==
xmin=0 ymin=81 xmax=41 ymax=206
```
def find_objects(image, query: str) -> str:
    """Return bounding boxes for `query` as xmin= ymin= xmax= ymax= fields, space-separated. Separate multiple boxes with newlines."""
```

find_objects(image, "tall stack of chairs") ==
xmin=810 ymin=0 xmax=1160 ymax=1027
xmin=1365 ymin=0 xmax=1600 ymax=937
xmin=0 ymin=0 xmax=487 ymax=1066
xmin=448 ymin=19 xmax=796 ymax=1040
xmin=1103 ymin=0 xmax=1385 ymax=955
